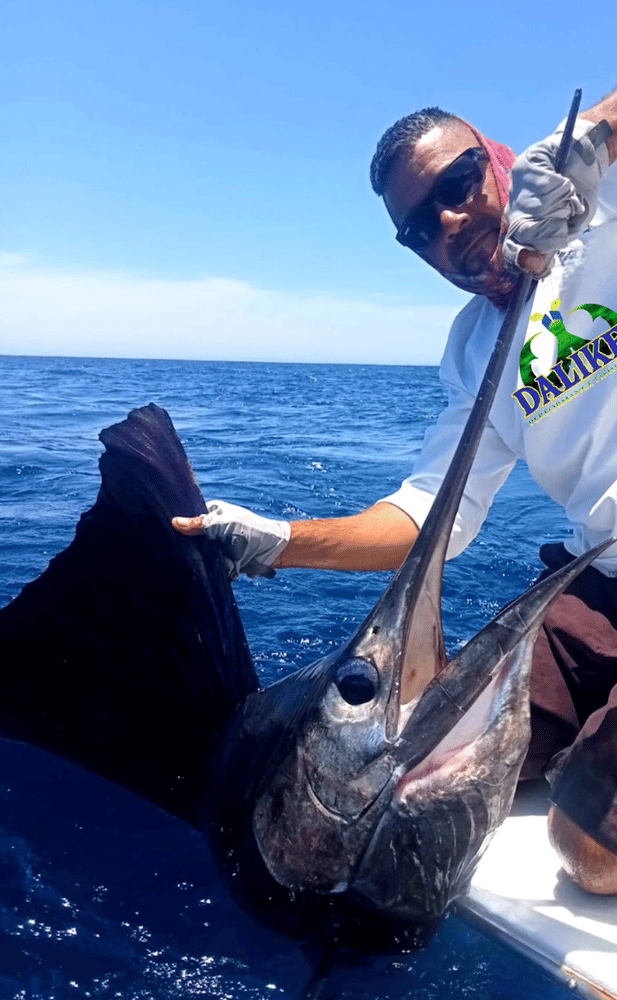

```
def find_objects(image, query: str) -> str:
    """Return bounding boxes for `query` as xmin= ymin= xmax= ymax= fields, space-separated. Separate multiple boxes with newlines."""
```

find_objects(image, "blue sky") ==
xmin=1 ymin=0 xmax=615 ymax=363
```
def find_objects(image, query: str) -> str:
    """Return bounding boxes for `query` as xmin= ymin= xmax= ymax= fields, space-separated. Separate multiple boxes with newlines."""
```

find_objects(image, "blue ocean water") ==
xmin=0 ymin=355 xmax=573 ymax=1000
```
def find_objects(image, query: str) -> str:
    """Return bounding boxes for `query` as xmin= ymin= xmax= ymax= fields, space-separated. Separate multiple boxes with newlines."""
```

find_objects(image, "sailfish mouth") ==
xmin=388 ymin=538 xmax=614 ymax=786
xmin=395 ymin=669 xmax=505 ymax=793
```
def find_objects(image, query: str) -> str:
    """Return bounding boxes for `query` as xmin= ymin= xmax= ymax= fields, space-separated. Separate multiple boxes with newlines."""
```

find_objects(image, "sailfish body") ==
xmin=0 ymin=401 xmax=606 ymax=944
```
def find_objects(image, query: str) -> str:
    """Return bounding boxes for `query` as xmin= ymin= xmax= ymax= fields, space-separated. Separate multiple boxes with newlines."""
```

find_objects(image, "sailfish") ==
xmin=0 ymin=316 xmax=608 ymax=947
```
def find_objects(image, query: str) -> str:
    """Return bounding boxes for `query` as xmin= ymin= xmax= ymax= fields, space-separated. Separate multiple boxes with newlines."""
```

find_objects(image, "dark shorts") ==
xmin=523 ymin=542 xmax=617 ymax=780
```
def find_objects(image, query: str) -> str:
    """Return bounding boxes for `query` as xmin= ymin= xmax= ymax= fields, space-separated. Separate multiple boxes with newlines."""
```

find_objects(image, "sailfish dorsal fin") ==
xmin=0 ymin=403 xmax=259 ymax=826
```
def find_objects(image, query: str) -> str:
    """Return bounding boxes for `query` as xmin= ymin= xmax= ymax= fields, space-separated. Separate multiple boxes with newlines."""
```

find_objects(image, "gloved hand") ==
xmin=503 ymin=117 xmax=613 ymax=277
xmin=173 ymin=501 xmax=291 ymax=580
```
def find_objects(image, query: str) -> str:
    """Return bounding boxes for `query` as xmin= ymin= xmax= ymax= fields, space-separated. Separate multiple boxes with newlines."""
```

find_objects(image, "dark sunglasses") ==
xmin=395 ymin=147 xmax=489 ymax=254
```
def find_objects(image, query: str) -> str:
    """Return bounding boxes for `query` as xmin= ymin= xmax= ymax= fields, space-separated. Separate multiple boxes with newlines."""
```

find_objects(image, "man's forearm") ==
xmin=273 ymin=501 xmax=419 ymax=572
xmin=581 ymin=86 xmax=617 ymax=164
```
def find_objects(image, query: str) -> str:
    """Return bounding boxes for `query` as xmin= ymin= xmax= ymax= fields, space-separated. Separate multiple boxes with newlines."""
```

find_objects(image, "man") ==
xmin=174 ymin=89 xmax=617 ymax=891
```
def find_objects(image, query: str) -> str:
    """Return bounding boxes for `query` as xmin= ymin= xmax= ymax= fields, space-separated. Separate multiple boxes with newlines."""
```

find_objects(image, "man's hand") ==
xmin=172 ymin=501 xmax=291 ymax=580
xmin=504 ymin=116 xmax=613 ymax=277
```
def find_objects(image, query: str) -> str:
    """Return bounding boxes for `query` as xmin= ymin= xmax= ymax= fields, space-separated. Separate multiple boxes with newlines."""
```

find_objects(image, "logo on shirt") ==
xmin=512 ymin=299 xmax=617 ymax=423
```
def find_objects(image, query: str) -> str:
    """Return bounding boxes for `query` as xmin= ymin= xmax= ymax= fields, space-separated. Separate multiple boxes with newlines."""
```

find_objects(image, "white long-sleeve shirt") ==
xmin=380 ymin=164 xmax=617 ymax=576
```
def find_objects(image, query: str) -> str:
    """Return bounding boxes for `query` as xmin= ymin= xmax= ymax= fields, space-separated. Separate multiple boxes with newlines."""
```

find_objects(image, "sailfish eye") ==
xmin=334 ymin=658 xmax=379 ymax=705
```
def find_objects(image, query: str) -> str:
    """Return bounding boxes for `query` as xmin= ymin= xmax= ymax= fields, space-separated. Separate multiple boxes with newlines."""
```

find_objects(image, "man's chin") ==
xmin=440 ymin=261 xmax=515 ymax=310
xmin=485 ymin=277 xmax=516 ymax=310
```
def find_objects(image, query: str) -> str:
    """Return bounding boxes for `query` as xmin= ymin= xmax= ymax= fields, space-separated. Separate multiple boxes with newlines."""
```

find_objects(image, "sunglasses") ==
xmin=395 ymin=147 xmax=489 ymax=254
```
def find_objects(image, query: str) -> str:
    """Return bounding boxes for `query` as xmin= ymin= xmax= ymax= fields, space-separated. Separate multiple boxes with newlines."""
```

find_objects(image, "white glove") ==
xmin=184 ymin=500 xmax=291 ymax=580
xmin=503 ymin=117 xmax=612 ymax=277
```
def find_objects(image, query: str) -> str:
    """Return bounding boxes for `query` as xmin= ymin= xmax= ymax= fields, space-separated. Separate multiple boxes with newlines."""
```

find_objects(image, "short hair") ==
xmin=370 ymin=107 xmax=457 ymax=196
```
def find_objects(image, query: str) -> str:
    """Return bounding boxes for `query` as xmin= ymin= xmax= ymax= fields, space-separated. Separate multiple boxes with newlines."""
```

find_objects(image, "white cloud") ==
xmin=0 ymin=259 xmax=465 ymax=365
xmin=0 ymin=253 xmax=29 ymax=267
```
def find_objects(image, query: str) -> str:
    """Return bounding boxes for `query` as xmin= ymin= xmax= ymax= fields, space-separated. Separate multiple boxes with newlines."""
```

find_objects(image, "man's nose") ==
xmin=437 ymin=207 xmax=470 ymax=243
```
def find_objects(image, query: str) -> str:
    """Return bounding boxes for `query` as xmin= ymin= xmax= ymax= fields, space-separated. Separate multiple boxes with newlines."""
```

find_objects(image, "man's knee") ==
xmin=548 ymin=805 xmax=617 ymax=894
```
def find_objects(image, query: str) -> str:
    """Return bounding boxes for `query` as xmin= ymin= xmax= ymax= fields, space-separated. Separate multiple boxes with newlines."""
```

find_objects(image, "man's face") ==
xmin=383 ymin=122 xmax=504 ymax=281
